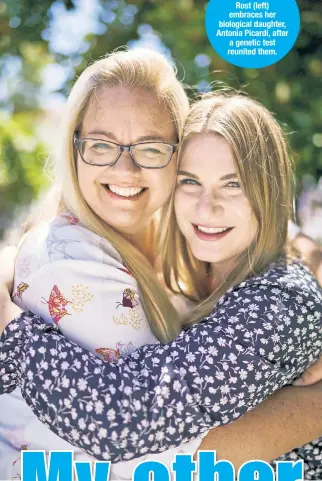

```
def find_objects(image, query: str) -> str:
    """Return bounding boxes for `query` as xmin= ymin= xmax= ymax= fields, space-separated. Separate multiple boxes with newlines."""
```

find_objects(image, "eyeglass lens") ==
xmin=79 ymin=140 xmax=172 ymax=167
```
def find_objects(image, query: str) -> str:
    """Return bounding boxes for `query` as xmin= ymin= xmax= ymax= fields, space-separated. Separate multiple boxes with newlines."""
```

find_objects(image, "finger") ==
xmin=293 ymin=357 xmax=322 ymax=386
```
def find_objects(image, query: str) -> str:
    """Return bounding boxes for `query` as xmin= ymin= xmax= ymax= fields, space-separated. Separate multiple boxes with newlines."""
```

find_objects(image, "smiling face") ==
xmin=76 ymin=86 xmax=177 ymax=237
xmin=174 ymin=133 xmax=258 ymax=271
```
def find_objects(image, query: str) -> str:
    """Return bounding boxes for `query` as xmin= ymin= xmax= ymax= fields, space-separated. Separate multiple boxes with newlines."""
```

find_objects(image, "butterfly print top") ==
xmin=0 ymin=212 xmax=202 ymax=481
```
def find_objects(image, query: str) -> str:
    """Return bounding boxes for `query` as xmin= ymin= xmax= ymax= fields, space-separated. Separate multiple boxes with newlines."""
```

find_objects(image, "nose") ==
xmin=108 ymin=149 xmax=140 ymax=174
xmin=195 ymin=192 xmax=224 ymax=220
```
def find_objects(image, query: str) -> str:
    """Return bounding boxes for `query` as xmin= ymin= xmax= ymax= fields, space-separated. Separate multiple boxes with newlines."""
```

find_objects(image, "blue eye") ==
xmin=226 ymin=181 xmax=240 ymax=188
xmin=92 ymin=142 xmax=112 ymax=151
xmin=143 ymin=147 xmax=162 ymax=154
xmin=178 ymin=178 xmax=200 ymax=186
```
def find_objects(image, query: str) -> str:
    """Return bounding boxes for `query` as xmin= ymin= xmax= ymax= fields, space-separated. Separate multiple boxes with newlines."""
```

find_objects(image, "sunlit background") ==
xmin=0 ymin=0 xmax=321 ymax=245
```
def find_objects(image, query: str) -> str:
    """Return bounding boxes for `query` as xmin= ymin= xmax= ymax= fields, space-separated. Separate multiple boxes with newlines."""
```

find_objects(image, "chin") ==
xmin=190 ymin=248 xmax=213 ymax=263
xmin=196 ymin=255 xmax=225 ymax=263
xmin=190 ymin=245 xmax=228 ymax=264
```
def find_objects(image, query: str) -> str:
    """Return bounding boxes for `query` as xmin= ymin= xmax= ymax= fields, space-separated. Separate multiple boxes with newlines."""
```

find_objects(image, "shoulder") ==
xmin=49 ymin=211 xmax=123 ymax=263
xmin=208 ymin=259 xmax=322 ymax=342
xmin=15 ymin=212 xmax=133 ymax=284
xmin=200 ymin=259 xmax=321 ymax=365
xmin=220 ymin=259 xmax=322 ymax=309
xmin=18 ymin=211 xmax=123 ymax=265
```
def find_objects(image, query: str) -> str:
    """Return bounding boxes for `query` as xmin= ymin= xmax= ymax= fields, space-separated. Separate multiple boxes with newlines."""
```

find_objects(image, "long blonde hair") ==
xmin=29 ymin=48 xmax=190 ymax=341
xmin=162 ymin=90 xmax=295 ymax=325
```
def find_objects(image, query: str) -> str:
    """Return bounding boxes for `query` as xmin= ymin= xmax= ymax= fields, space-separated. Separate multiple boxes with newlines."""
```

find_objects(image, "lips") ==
xmin=102 ymin=184 xmax=147 ymax=200
xmin=192 ymin=224 xmax=234 ymax=241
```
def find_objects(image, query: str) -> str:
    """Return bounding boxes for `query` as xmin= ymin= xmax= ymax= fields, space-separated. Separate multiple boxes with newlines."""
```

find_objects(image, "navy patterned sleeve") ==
xmin=0 ymin=262 xmax=321 ymax=462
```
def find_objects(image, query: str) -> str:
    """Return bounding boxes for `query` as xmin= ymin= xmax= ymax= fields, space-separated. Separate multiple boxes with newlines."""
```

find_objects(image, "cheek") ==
xmin=174 ymin=193 xmax=186 ymax=236
xmin=77 ymin=159 xmax=97 ymax=196
xmin=149 ymin=166 xmax=176 ymax=201
xmin=174 ymin=190 xmax=194 ymax=226
xmin=174 ymin=191 xmax=181 ymax=218
xmin=164 ymin=161 xmax=177 ymax=188
xmin=234 ymin=201 xmax=258 ymax=238
xmin=230 ymin=196 xmax=252 ymax=221
xmin=249 ymin=212 xmax=259 ymax=240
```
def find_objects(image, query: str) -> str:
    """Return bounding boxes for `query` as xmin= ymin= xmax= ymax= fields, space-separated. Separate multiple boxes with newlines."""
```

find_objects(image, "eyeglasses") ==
xmin=73 ymin=134 xmax=178 ymax=169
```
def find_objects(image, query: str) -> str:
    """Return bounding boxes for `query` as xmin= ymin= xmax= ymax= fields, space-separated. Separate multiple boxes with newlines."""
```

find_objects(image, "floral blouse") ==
xmin=1 ymin=260 xmax=322 ymax=479
xmin=0 ymin=212 xmax=201 ymax=481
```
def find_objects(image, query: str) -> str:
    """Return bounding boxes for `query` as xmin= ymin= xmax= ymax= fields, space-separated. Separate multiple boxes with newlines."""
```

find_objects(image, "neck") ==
xmin=125 ymin=225 xmax=156 ymax=267
xmin=209 ymin=258 xmax=237 ymax=292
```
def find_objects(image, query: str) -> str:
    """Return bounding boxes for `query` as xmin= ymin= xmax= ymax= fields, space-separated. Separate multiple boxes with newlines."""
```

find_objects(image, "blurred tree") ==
xmin=0 ymin=0 xmax=321 ymax=239
xmin=0 ymin=0 xmax=76 ymax=237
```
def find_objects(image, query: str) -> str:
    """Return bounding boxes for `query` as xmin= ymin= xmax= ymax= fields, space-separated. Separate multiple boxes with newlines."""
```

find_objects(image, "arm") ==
xmin=197 ymin=382 xmax=322 ymax=468
xmin=1 ymin=270 xmax=321 ymax=462
xmin=1 ymin=296 xmax=322 ymax=467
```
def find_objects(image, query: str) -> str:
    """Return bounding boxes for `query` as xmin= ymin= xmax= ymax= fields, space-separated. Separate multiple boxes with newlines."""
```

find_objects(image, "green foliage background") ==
xmin=0 ymin=0 xmax=321 ymax=238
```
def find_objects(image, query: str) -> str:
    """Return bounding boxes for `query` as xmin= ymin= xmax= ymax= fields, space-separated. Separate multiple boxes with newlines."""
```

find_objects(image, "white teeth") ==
xmin=197 ymin=226 xmax=230 ymax=234
xmin=107 ymin=185 xmax=145 ymax=197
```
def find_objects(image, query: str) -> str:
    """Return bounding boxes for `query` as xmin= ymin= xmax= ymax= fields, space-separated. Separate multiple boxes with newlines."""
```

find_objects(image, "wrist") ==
xmin=0 ymin=291 xmax=21 ymax=337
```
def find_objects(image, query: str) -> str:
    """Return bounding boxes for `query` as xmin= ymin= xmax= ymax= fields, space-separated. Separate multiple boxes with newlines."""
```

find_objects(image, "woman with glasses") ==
xmin=0 ymin=50 xmax=322 ymax=480
xmin=0 ymin=47 xmax=195 ymax=480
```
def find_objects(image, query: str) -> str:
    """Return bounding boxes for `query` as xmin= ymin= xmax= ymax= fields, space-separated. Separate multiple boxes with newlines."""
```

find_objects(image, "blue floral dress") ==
xmin=0 ymin=260 xmax=321 ymax=479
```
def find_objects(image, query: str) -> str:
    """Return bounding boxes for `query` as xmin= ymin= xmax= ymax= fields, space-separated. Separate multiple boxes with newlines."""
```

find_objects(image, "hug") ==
xmin=0 ymin=48 xmax=321 ymax=480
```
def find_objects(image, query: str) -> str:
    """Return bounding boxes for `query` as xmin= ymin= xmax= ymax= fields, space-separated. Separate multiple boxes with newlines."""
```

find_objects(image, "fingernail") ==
xmin=292 ymin=378 xmax=304 ymax=386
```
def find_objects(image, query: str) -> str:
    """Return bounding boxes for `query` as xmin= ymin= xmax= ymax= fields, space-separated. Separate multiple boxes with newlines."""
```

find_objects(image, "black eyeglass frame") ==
xmin=73 ymin=133 xmax=178 ymax=169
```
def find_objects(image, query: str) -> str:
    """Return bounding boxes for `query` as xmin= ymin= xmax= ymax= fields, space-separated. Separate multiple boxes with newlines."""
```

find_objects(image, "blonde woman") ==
xmin=0 ymin=47 xmax=193 ymax=480
xmin=0 ymin=82 xmax=322 ymax=477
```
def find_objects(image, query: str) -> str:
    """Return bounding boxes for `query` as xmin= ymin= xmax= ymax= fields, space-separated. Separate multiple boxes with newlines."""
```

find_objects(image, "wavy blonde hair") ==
xmin=162 ymin=90 xmax=295 ymax=326
xmin=28 ymin=48 xmax=190 ymax=342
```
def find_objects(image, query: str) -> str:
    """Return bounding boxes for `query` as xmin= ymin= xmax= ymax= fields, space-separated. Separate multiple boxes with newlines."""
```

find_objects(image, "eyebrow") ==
xmin=178 ymin=171 xmax=238 ymax=181
xmin=85 ymin=130 xmax=170 ymax=143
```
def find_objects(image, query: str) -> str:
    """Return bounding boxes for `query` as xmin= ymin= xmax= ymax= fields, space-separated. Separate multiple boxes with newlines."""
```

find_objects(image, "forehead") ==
xmin=81 ymin=85 xmax=176 ymax=139
xmin=180 ymin=133 xmax=236 ymax=175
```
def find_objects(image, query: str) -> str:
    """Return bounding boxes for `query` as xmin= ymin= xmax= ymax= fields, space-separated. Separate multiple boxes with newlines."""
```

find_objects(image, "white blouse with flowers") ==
xmin=0 ymin=211 xmax=202 ymax=481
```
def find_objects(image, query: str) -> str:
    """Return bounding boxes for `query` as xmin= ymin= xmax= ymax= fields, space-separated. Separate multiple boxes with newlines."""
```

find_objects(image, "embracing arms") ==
xmin=1 ymin=288 xmax=322 ymax=467
xmin=0 ymin=239 xmax=321 ymax=464
xmin=1 ymin=265 xmax=321 ymax=462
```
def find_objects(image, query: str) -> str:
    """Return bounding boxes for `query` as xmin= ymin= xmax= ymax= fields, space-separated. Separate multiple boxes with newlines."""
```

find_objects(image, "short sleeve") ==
xmin=12 ymin=216 xmax=157 ymax=356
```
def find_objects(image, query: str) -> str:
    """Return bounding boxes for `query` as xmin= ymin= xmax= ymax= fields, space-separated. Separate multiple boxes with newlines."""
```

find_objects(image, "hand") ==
xmin=0 ymin=245 xmax=17 ymax=295
xmin=293 ymin=356 xmax=322 ymax=386
xmin=291 ymin=233 xmax=322 ymax=286
xmin=0 ymin=289 xmax=22 ymax=335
